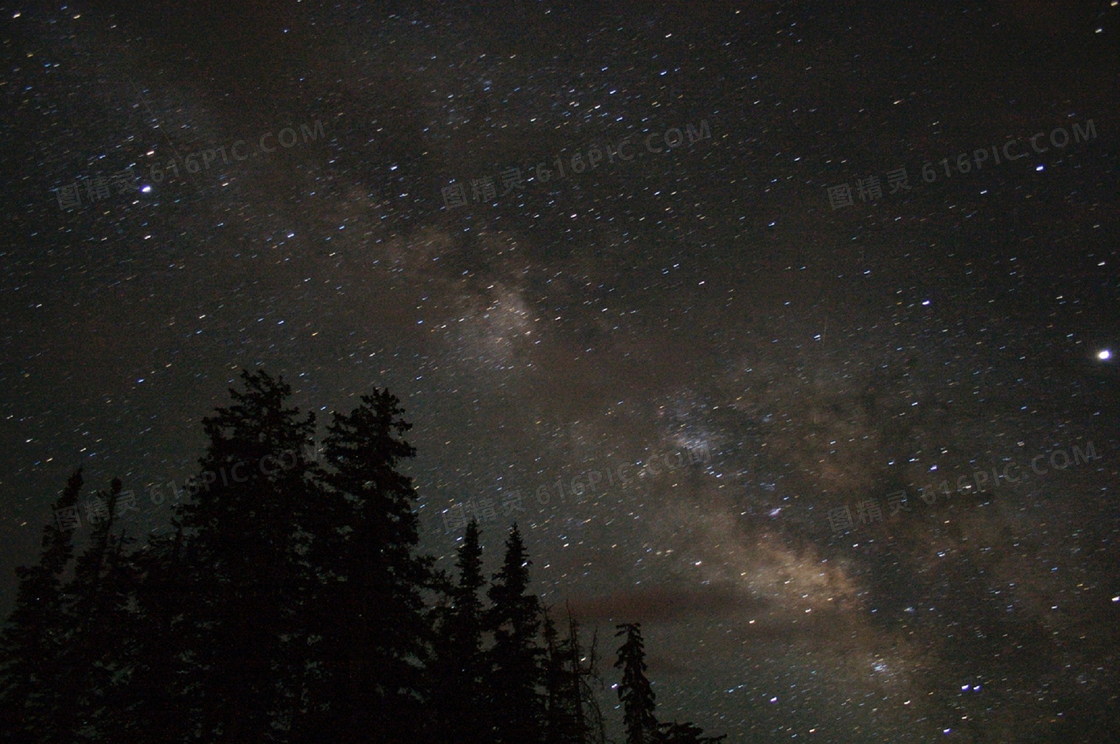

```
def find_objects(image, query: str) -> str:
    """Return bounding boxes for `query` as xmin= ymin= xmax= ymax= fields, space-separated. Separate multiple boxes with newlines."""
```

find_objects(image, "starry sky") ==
xmin=2 ymin=0 xmax=1119 ymax=740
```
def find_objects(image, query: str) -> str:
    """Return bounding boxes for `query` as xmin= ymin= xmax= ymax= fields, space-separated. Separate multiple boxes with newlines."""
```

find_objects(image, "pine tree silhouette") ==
xmin=431 ymin=518 xmax=491 ymax=743
xmin=1 ymin=372 xmax=728 ymax=743
xmin=113 ymin=525 xmax=196 ymax=744
xmin=303 ymin=387 xmax=435 ymax=744
xmin=0 ymin=468 xmax=83 ymax=743
xmin=173 ymin=369 xmax=320 ymax=742
xmin=486 ymin=524 xmax=545 ymax=744
xmin=58 ymin=478 xmax=133 ymax=742
xmin=614 ymin=623 xmax=726 ymax=744
xmin=615 ymin=623 xmax=658 ymax=744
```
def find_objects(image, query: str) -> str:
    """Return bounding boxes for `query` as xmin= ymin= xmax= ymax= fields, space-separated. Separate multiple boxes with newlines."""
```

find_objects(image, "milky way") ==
xmin=2 ymin=1 xmax=1118 ymax=740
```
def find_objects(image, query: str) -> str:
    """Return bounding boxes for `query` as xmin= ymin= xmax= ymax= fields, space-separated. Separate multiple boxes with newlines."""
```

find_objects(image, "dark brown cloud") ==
xmin=566 ymin=582 xmax=765 ymax=625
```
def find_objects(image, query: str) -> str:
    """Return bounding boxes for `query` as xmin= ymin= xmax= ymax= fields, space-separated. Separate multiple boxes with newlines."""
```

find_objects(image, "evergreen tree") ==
xmin=486 ymin=524 xmax=545 ymax=744
xmin=0 ymin=468 xmax=83 ymax=743
xmin=58 ymin=479 xmax=133 ymax=743
xmin=112 ymin=525 xmax=197 ymax=744
xmin=430 ymin=518 xmax=490 ymax=743
xmin=2 ymin=376 xmax=731 ymax=743
xmin=173 ymin=369 xmax=321 ymax=742
xmin=298 ymin=387 xmax=434 ymax=744
xmin=615 ymin=623 xmax=658 ymax=744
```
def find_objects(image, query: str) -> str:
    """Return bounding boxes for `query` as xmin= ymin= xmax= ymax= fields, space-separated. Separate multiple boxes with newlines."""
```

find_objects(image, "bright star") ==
xmin=1098 ymin=349 xmax=1112 ymax=361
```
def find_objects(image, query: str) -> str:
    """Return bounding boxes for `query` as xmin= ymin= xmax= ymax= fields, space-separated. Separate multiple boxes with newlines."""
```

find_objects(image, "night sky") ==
xmin=2 ymin=1 xmax=1119 ymax=740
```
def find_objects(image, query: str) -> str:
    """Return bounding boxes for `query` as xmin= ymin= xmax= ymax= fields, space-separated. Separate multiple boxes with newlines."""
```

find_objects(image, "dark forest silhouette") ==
xmin=1 ymin=369 xmax=723 ymax=743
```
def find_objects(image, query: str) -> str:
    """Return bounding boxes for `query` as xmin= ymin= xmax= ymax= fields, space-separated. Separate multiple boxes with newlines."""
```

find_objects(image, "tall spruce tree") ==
xmin=172 ymin=369 xmax=321 ymax=742
xmin=486 ymin=524 xmax=545 ymax=744
xmin=301 ymin=387 xmax=434 ymax=744
xmin=0 ymin=468 xmax=83 ymax=743
xmin=615 ymin=623 xmax=658 ymax=744
xmin=112 ymin=525 xmax=196 ymax=744
xmin=430 ymin=518 xmax=490 ymax=743
xmin=3 ymin=377 xmax=733 ymax=744
xmin=58 ymin=479 xmax=132 ymax=743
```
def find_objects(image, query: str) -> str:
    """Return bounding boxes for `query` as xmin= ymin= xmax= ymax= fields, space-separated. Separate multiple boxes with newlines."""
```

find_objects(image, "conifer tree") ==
xmin=2 ymin=376 xmax=731 ymax=744
xmin=615 ymin=623 xmax=658 ymax=744
xmin=173 ymin=369 xmax=321 ymax=742
xmin=0 ymin=469 xmax=83 ymax=743
xmin=304 ymin=387 xmax=434 ymax=744
xmin=57 ymin=479 xmax=131 ymax=742
xmin=486 ymin=524 xmax=545 ymax=744
xmin=112 ymin=525 xmax=196 ymax=744
xmin=431 ymin=518 xmax=490 ymax=743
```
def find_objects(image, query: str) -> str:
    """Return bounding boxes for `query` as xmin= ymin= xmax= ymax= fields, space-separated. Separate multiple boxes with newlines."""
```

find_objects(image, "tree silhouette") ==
xmin=653 ymin=721 xmax=727 ymax=743
xmin=543 ymin=607 xmax=607 ymax=744
xmin=112 ymin=525 xmax=195 ymax=744
xmin=615 ymin=623 xmax=658 ymax=744
xmin=430 ymin=518 xmax=491 ymax=743
xmin=0 ymin=370 xmax=725 ymax=744
xmin=0 ymin=468 xmax=82 ymax=743
xmin=305 ymin=387 xmax=435 ymax=744
xmin=58 ymin=478 xmax=133 ymax=742
xmin=172 ymin=369 xmax=321 ymax=741
xmin=486 ymin=524 xmax=545 ymax=744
